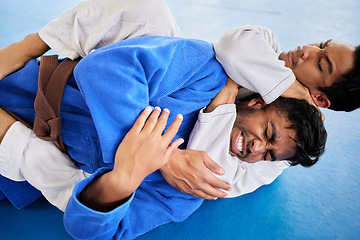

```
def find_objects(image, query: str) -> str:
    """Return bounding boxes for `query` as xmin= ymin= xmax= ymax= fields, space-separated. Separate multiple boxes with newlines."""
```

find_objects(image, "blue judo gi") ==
xmin=0 ymin=36 xmax=227 ymax=239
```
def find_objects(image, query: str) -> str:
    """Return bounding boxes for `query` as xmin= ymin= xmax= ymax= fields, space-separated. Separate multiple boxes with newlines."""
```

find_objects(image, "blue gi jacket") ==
xmin=0 ymin=36 xmax=227 ymax=239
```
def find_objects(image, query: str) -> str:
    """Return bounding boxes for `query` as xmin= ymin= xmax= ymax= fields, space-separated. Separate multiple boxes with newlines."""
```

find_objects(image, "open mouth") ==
xmin=235 ymin=131 xmax=245 ymax=156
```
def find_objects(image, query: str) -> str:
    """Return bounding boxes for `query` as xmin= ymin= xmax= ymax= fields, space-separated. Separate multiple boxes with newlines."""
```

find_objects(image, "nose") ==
xmin=250 ymin=138 xmax=267 ymax=156
xmin=302 ymin=45 xmax=323 ymax=59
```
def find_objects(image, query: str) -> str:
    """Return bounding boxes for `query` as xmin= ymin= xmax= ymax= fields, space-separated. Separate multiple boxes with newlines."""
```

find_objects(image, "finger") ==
xmin=142 ymin=106 xmax=161 ymax=132
xmin=153 ymin=108 xmax=170 ymax=134
xmin=162 ymin=114 xmax=183 ymax=142
xmin=203 ymin=155 xmax=226 ymax=176
xmin=174 ymin=181 xmax=199 ymax=197
xmin=131 ymin=106 xmax=153 ymax=133
xmin=173 ymin=174 xmax=229 ymax=199
xmin=205 ymin=174 xmax=232 ymax=192
xmin=197 ymin=182 xmax=229 ymax=198
xmin=189 ymin=189 xmax=222 ymax=200
xmin=202 ymin=158 xmax=232 ymax=191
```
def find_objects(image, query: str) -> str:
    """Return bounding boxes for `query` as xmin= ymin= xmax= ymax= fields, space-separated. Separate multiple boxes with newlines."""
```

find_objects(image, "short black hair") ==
xmin=320 ymin=44 xmax=360 ymax=112
xmin=267 ymin=97 xmax=327 ymax=167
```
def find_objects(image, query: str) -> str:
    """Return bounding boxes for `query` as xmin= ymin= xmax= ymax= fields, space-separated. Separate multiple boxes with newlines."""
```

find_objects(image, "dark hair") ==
xmin=268 ymin=97 xmax=327 ymax=167
xmin=320 ymin=44 xmax=360 ymax=112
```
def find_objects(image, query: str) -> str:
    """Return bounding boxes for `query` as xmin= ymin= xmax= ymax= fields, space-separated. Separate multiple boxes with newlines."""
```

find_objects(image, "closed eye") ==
xmin=264 ymin=122 xmax=276 ymax=161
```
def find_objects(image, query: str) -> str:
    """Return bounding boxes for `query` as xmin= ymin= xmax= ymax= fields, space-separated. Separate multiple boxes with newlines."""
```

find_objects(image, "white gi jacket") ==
xmin=187 ymin=105 xmax=289 ymax=198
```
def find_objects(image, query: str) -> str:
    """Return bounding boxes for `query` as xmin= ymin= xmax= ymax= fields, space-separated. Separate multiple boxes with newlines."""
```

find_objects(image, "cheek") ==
xmin=293 ymin=66 xmax=308 ymax=80
xmin=293 ymin=66 xmax=318 ymax=88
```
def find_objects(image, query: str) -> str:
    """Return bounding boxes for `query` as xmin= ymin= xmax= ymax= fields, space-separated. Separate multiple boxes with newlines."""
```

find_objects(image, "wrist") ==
xmin=77 ymin=170 xmax=134 ymax=212
xmin=105 ymin=170 xmax=137 ymax=198
xmin=161 ymin=147 xmax=181 ymax=166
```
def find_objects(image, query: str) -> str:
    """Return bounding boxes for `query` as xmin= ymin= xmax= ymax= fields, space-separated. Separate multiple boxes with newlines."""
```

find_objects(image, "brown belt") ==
xmin=3 ymin=55 xmax=80 ymax=153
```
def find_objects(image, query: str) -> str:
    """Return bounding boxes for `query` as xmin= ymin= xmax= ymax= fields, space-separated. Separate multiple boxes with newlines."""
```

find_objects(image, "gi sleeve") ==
xmin=38 ymin=0 xmax=181 ymax=59
xmin=213 ymin=24 xmax=295 ymax=104
xmin=64 ymin=169 xmax=203 ymax=240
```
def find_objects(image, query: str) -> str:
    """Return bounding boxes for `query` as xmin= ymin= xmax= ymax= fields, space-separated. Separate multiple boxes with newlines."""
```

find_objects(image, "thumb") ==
xmin=164 ymin=138 xmax=184 ymax=159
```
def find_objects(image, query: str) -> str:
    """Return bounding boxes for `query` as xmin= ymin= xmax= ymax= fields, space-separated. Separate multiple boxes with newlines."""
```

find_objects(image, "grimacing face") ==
xmin=279 ymin=40 xmax=355 ymax=99
xmin=229 ymin=98 xmax=297 ymax=163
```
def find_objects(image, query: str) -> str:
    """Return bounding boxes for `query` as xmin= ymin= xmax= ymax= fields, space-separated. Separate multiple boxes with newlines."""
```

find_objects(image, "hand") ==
xmin=160 ymin=149 xmax=231 ymax=200
xmin=78 ymin=106 xmax=184 ymax=212
xmin=0 ymin=33 xmax=50 ymax=80
xmin=112 ymin=106 xmax=184 ymax=191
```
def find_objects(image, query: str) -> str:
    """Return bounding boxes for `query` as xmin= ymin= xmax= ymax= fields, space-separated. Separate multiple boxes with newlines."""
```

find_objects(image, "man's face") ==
xmin=279 ymin=40 xmax=355 ymax=95
xmin=229 ymin=98 xmax=297 ymax=163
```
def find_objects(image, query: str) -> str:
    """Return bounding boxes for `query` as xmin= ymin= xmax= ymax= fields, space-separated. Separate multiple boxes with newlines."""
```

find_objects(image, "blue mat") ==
xmin=1 ymin=0 xmax=359 ymax=239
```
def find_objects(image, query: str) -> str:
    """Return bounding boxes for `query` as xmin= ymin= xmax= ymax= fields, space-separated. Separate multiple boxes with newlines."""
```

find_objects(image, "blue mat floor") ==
xmin=1 ymin=0 xmax=360 ymax=239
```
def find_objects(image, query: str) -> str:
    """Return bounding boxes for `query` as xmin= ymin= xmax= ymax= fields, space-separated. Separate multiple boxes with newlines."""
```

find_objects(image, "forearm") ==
xmin=0 ymin=108 xmax=16 ymax=143
xmin=19 ymin=33 xmax=50 ymax=59
xmin=77 ymin=170 xmax=134 ymax=212
xmin=4 ymin=33 xmax=49 ymax=64
xmin=0 ymin=33 xmax=49 ymax=80
xmin=205 ymin=78 xmax=239 ymax=113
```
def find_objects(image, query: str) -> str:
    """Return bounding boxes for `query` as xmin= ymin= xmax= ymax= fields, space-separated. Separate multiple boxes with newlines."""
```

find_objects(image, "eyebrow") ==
xmin=323 ymin=39 xmax=333 ymax=74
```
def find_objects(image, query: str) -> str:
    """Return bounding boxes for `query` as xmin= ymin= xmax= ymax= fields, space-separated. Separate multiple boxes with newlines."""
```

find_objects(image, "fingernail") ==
xmin=163 ymin=108 xmax=170 ymax=113
xmin=177 ymin=114 xmax=183 ymax=119
xmin=145 ymin=106 xmax=152 ymax=112
xmin=219 ymin=168 xmax=225 ymax=175
xmin=213 ymin=197 xmax=218 ymax=200
xmin=155 ymin=106 xmax=161 ymax=111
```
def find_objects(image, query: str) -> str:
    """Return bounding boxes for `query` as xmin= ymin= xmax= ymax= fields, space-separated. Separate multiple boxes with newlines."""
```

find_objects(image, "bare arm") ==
xmin=281 ymin=80 xmax=312 ymax=102
xmin=0 ymin=33 xmax=50 ymax=80
xmin=0 ymin=108 xmax=16 ymax=143
xmin=77 ymin=107 xmax=184 ymax=212
xmin=204 ymin=77 xmax=239 ymax=113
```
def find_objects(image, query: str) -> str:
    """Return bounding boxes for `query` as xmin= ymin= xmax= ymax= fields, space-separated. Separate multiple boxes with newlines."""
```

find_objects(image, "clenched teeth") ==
xmin=237 ymin=134 xmax=243 ymax=153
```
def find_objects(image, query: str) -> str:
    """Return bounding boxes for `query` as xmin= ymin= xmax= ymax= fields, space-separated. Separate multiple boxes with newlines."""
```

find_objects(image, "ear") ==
xmin=311 ymin=93 xmax=331 ymax=108
xmin=247 ymin=97 xmax=266 ymax=109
